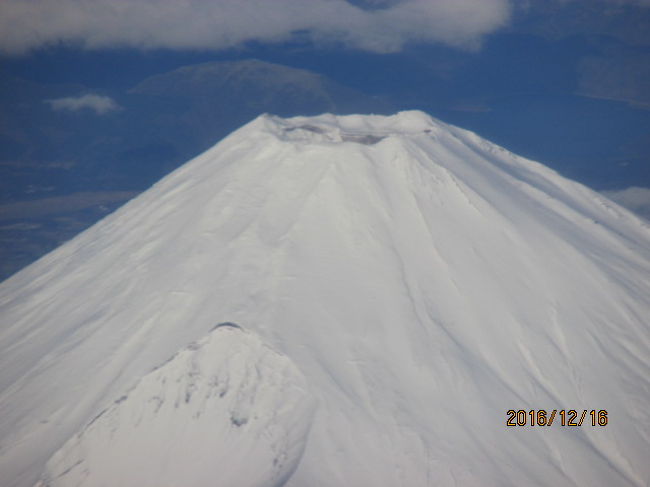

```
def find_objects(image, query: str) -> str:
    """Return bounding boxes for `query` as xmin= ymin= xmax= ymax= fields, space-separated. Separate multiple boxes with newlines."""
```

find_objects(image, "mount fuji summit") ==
xmin=1 ymin=111 xmax=649 ymax=487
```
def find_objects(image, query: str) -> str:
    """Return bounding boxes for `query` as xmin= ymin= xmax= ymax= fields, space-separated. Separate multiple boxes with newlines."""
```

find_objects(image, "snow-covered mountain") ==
xmin=36 ymin=324 xmax=316 ymax=487
xmin=1 ymin=111 xmax=649 ymax=487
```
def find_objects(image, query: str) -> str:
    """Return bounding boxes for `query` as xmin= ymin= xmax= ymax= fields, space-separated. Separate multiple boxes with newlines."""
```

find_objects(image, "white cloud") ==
xmin=601 ymin=187 xmax=650 ymax=220
xmin=46 ymin=94 xmax=121 ymax=115
xmin=0 ymin=0 xmax=512 ymax=55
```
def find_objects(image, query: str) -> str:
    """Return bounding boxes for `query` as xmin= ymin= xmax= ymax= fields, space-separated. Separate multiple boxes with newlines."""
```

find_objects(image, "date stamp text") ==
xmin=506 ymin=409 xmax=608 ymax=427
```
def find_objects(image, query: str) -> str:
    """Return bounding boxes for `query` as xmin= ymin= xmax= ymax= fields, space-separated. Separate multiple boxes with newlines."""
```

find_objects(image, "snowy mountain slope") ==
xmin=35 ymin=324 xmax=315 ymax=487
xmin=0 ymin=111 xmax=649 ymax=486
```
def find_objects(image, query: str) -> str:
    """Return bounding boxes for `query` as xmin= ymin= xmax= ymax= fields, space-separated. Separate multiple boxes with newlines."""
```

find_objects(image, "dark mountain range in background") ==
xmin=126 ymin=59 xmax=391 ymax=174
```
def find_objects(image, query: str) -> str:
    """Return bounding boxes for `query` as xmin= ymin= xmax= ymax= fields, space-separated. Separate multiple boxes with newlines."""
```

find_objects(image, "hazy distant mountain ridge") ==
xmin=128 ymin=59 xmax=388 ymax=155
xmin=131 ymin=59 xmax=377 ymax=112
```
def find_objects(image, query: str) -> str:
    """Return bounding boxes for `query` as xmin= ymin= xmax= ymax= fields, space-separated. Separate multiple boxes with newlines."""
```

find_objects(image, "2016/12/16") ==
xmin=506 ymin=409 xmax=608 ymax=427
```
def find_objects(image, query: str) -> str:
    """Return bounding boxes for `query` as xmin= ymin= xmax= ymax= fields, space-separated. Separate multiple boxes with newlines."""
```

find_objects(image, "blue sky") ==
xmin=1 ymin=0 xmax=649 ymax=194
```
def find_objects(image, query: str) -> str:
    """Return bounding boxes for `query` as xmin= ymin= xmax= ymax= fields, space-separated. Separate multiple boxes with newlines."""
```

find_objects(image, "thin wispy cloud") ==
xmin=46 ymin=94 xmax=121 ymax=115
xmin=0 ymin=0 xmax=512 ymax=55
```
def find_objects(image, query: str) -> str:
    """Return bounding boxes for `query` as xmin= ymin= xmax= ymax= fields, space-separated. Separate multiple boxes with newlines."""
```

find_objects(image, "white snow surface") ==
xmin=1 ymin=110 xmax=649 ymax=486
xmin=35 ymin=324 xmax=315 ymax=487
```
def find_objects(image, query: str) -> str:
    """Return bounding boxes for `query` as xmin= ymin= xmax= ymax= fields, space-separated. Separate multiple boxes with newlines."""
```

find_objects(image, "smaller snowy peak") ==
xmin=35 ymin=325 xmax=315 ymax=487
xmin=257 ymin=110 xmax=441 ymax=145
